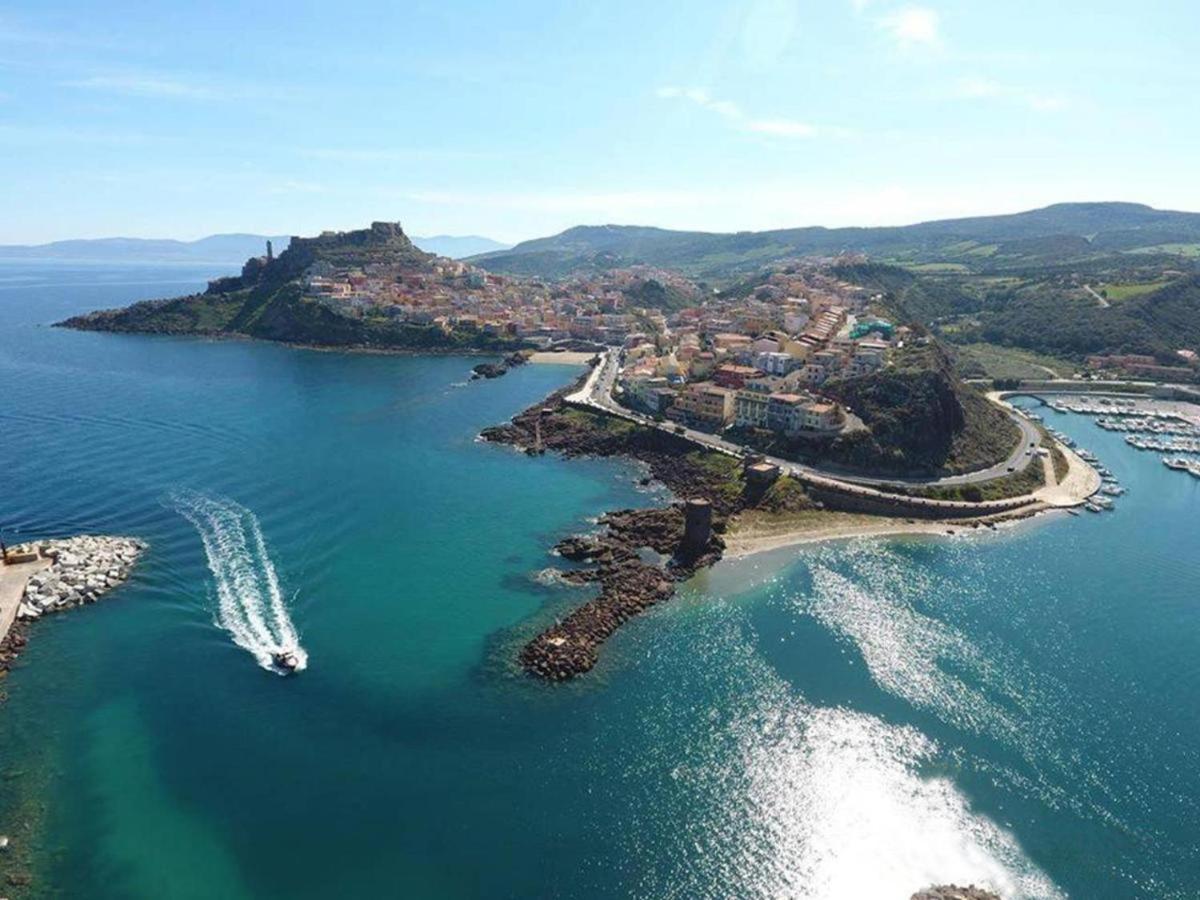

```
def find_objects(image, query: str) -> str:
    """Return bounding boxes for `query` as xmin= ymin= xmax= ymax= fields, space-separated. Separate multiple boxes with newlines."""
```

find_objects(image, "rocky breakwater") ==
xmin=519 ymin=502 xmax=724 ymax=681
xmin=486 ymin=384 xmax=816 ymax=680
xmin=1 ymin=536 xmax=146 ymax=672
xmin=911 ymin=886 xmax=1001 ymax=900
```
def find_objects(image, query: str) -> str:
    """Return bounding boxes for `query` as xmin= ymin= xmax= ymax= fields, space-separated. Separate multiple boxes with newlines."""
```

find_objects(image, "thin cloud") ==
xmin=655 ymin=86 xmax=742 ymax=119
xmin=877 ymin=6 xmax=942 ymax=49
xmin=745 ymin=119 xmax=818 ymax=138
xmin=0 ymin=122 xmax=157 ymax=146
xmin=951 ymin=77 xmax=1071 ymax=112
xmin=64 ymin=74 xmax=218 ymax=99
xmin=62 ymin=71 xmax=298 ymax=103
xmin=655 ymin=85 xmax=829 ymax=139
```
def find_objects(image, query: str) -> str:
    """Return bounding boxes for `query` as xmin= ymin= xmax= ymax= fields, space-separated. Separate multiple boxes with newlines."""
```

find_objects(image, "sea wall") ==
xmin=804 ymin=482 xmax=1036 ymax=520
xmin=15 ymin=536 xmax=145 ymax=620
xmin=1 ymin=536 xmax=146 ymax=672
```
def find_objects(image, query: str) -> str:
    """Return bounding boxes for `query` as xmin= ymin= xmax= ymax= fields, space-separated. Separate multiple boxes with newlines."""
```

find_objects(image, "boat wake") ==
xmin=173 ymin=490 xmax=307 ymax=674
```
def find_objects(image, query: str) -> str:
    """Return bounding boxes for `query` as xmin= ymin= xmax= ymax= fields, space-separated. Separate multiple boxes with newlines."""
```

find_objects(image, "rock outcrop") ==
xmin=471 ymin=352 xmax=527 ymax=380
xmin=486 ymin=380 xmax=815 ymax=680
xmin=1 ymin=536 xmax=146 ymax=674
xmin=520 ymin=504 xmax=724 ymax=681
xmin=911 ymin=886 xmax=1001 ymax=900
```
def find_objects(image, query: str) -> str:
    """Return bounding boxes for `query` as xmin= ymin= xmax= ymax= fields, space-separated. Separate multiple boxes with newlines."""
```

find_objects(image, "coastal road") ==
xmin=570 ymin=350 xmax=1043 ymax=491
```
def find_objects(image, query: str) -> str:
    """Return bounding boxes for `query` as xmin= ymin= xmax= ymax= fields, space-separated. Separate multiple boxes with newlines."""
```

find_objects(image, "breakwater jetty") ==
xmin=911 ymin=887 xmax=1000 ymax=900
xmin=0 ymin=536 xmax=145 ymax=672
xmin=520 ymin=504 xmax=723 ymax=680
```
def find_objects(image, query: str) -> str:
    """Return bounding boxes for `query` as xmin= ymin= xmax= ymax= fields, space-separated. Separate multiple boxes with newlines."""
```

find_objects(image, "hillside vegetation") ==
xmin=473 ymin=203 xmax=1200 ymax=280
xmin=835 ymin=260 xmax=1200 ymax=364
xmin=821 ymin=343 xmax=1019 ymax=474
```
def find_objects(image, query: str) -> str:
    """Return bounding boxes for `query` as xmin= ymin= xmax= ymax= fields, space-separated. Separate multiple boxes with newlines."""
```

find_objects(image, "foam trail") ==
xmin=173 ymin=490 xmax=308 ymax=673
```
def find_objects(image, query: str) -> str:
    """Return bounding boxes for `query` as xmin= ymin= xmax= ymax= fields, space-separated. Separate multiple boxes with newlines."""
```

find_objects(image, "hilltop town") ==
xmin=66 ymin=223 xmax=917 ymax=461
xmin=296 ymin=229 xmax=900 ymax=442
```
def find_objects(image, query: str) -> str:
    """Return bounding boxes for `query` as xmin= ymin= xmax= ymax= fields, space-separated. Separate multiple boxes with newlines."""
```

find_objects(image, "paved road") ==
xmin=570 ymin=350 xmax=1042 ymax=491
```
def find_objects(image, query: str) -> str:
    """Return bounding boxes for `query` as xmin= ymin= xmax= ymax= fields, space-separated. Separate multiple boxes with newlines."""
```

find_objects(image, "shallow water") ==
xmin=1 ymin=263 xmax=1198 ymax=898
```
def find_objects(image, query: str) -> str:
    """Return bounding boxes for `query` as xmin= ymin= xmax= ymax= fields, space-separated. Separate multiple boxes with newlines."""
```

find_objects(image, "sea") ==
xmin=0 ymin=262 xmax=1198 ymax=899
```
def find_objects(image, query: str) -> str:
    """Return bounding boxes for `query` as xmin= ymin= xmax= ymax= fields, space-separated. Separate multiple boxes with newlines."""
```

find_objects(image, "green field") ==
xmin=954 ymin=342 xmax=1079 ymax=381
xmin=1100 ymin=280 xmax=1173 ymax=301
xmin=1130 ymin=243 xmax=1200 ymax=258
xmin=904 ymin=262 xmax=972 ymax=273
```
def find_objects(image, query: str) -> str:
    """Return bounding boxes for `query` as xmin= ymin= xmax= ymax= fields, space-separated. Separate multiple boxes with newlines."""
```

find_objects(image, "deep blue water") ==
xmin=0 ymin=262 xmax=1198 ymax=898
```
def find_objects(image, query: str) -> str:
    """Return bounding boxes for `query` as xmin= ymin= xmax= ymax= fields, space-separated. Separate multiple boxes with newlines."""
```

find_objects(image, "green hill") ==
xmin=473 ymin=203 xmax=1200 ymax=280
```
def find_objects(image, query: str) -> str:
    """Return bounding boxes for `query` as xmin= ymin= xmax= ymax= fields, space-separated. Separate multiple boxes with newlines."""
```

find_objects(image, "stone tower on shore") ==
xmin=681 ymin=498 xmax=713 ymax=556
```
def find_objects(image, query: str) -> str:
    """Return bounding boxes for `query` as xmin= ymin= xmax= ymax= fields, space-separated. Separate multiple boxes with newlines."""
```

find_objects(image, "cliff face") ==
xmin=821 ymin=342 xmax=1017 ymax=475
xmin=829 ymin=365 xmax=966 ymax=459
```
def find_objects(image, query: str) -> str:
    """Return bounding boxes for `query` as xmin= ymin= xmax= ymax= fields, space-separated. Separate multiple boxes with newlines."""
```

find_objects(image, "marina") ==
xmin=1040 ymin=395 xmax=1200 ymax=488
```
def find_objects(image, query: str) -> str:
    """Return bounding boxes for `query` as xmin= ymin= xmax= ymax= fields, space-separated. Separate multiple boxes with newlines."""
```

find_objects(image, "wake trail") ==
xmin=173 ymin=490 xmax=308 ymax=674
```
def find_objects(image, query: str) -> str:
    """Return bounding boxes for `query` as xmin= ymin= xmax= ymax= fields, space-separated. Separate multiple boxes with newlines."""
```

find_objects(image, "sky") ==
xmin=1 ymin=0 xmax=1197 ymax=244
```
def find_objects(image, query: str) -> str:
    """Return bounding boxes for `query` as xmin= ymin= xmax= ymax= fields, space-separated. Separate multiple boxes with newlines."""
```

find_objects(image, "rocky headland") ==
xmin=482 ymin=376 xmax=813 ymax=680
xmin=0 ymin=536 xmax=146 ymax=674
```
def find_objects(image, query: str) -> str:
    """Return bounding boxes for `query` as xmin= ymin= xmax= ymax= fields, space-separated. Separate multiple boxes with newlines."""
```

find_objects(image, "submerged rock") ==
xmin=471 ymin=362 xmax=507 ymax=380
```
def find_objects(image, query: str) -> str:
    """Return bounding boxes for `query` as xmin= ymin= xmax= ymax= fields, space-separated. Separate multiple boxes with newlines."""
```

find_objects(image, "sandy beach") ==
xmin=723 ymin=510 xmax=1040 ymax=558
xmin=724 ymin=438 xmax=1098 ymax=559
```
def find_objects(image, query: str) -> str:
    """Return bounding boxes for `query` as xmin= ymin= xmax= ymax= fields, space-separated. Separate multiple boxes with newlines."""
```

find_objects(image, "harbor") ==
xmin=1039 ymin=393 xmax=1200 ymax=489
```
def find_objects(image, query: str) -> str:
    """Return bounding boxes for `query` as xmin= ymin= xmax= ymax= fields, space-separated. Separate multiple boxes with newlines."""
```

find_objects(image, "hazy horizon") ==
xmin=1 ymin=199 xmax=1197 ymax=249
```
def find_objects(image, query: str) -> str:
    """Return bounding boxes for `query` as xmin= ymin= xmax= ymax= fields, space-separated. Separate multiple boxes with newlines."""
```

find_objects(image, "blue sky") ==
xmin=1 ymin=0 xmax=1197 ymax=243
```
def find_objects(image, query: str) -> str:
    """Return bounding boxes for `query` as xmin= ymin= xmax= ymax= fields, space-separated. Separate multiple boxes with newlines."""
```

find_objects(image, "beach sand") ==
xmin=723 ymin=510 xmax=1019 ymax=558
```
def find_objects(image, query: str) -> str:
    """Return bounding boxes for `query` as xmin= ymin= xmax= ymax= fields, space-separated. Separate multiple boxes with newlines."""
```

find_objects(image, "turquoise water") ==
xmin=1 ymin=263 xmax=1199 ymax=898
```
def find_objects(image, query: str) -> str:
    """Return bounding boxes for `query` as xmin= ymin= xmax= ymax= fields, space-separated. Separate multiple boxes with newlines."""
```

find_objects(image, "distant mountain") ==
xmin=410 ymin=235 xmax=511 ymax=258
xmin=471 ymin=203 xmax=1200 ymax=279
xmin=0 ymin=232 xmax=509 ymax=264
xmin=0 ymin=234 xmax=290 ymax=265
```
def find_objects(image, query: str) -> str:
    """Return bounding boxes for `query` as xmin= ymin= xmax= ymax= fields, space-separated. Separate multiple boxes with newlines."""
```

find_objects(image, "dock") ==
xmin=0 ymin=554 xmax=49 ymax=648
